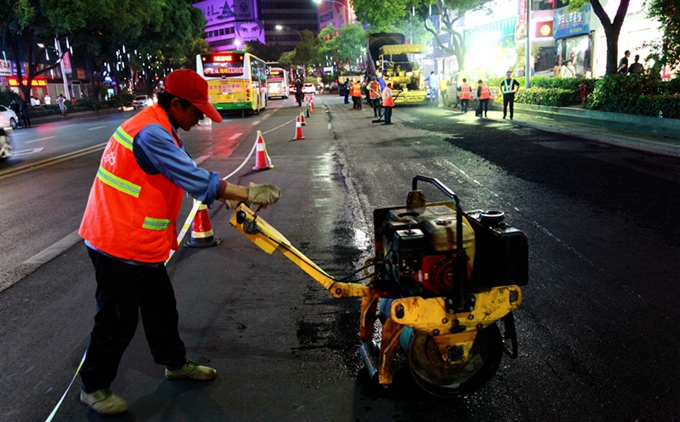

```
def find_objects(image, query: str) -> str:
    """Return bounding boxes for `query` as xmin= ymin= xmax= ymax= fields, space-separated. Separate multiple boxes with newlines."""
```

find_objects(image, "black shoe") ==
xmin=502 ymin=116 xmax=506 ymax=119
xmin=510 ymin=116 xmax=513 ymax=120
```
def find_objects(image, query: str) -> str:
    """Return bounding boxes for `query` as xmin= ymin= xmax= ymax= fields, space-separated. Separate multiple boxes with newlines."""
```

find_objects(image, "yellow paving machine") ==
xmin=230 ymin=176 xmax=528 ymax=396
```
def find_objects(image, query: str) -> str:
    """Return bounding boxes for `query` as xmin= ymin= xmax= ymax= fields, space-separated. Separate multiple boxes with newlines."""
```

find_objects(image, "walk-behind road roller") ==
xmin=230 ymin=175 xmax=528 ymax=396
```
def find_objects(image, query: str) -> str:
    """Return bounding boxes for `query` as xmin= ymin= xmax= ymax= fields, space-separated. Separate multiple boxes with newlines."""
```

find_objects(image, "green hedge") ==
xmin=584 ymin=73 xmax=680 ymax=118
xmin=515 ymin=87 xmax=581 ymax=107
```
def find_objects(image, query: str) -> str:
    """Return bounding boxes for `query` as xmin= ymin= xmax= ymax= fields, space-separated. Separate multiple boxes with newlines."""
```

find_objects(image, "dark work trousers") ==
xmin=384 ymin=106 xmax=393 ymax=124
xmin=503 ymin=93 xmax=515 ymax=119
xmin=370 ymin=98 xmax=381 ymax=117
xmin=344 ymin=89 xmax=350 ymax=104
xmin=80 ymin=247 xmax=186 ymax=393
xmin=479 ymin=99 xmax=489 ymax=117
xmin=460 ymin=99 xmax=469 ymax=113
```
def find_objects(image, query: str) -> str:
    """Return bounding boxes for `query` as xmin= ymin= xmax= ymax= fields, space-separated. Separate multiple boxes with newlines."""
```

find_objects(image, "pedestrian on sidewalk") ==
xmin=428 ymin=71 xmax=439 ymax=105
xmin=560 ymin=60 xmax=575 ymax=78
xmin=382 ymin=82 xmax=395 ymax=125
xmin=628 ymin=55 xmax=644 ymax=75
xmin=477 ymin=79 xmax=490 ymax=118
xmin=343 ymin=78 xmax=350 ymax=104
xmin=618 ymin=50 xmax=631 ymax=74
xmin=20 ymin=100 xmax=31 ymax=128
xmin=57 ymin=94 xmax=67 ymax=117
xmin=78 ymin=69 xmax=281 ymax=416
xmin=501 ymin=70 xmax=520 ymax=120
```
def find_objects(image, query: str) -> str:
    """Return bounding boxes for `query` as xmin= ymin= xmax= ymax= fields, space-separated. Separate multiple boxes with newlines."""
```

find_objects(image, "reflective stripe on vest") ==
xmin=96 ymin=166 xmax=142 ymax=198
xmin=352 ymin=83 xmax=362 ymax=96
xmin=112 ymin=126 xmax=134 ymax=150
xmin=460 ymin=83 xmax=471 ymax=100
xmin=142 ymin=217 xmax=171 ymax=230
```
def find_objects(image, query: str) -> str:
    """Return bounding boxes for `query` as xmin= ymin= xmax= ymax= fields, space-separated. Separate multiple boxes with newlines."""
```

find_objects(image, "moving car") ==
xmin=0 ymin=128 xmax=11 ymax=161
xmin=132 ymin=95 xmax=153 ymax=109
xmin=302 ymin=83 xmax=316 ymax=94
xmin=0 ymin=104 xmax=19 ymax=129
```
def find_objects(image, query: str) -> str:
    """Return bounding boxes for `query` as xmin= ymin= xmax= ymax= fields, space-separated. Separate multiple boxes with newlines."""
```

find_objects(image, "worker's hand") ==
xmin=247 ymin=183 xmax=281 ymax=208
xmin=225 ymin=199 xmax=249 ymax=210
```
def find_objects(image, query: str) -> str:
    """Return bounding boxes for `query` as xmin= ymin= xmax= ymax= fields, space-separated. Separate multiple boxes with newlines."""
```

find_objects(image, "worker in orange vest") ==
xmin=368 ymin=76 xmax=382 ymax=117
xmin=477 ymin=79 xmax=491 ymax=118
xmin=382 ymin=82 xmax=395 ymax=124
xmin=351 ymin=80 xmax=363 ymax=109
xmin=458 ymin=78 xmax=472 ymax=113
xmin=77 ymin=69 xmax=281 ymax=415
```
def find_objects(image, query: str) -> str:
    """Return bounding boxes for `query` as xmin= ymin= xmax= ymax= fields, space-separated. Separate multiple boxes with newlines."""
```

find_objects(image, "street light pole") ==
xmin=55 ymin=36 xmax=70 ymax=100
xmin=275 ymin=25 xmax=302 ymax=41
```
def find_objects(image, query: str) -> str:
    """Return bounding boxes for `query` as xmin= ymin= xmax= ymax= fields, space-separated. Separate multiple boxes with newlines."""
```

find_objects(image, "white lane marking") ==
xmin=252 ymin=120 xmax=260 ymax=125
xmin=87 ymin=126 xmax=106 ymax=131
xmin=328 ymin=123 xmax=331 ymax=130
xmin=25 ymin=136 xmax=55 ymax=144
xmin=23 ymin=231 xmax=82 ymax=265
xmin=229 ymin=133 xmax=243 ymax=140
xmin=11 ymin=148 xmax=44 ymax=156
xmin=194 ymin=155 xmax=210 ymax=166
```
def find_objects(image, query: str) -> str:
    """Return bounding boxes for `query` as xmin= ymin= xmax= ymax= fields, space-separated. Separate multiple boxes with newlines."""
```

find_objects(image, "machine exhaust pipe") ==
xmin=359 ymin=341 xmax=379 ymax=380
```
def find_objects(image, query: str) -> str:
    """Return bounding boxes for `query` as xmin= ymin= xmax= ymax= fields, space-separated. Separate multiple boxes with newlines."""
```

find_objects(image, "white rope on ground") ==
xmin=44 ymin=116 xmax=298 ymax=422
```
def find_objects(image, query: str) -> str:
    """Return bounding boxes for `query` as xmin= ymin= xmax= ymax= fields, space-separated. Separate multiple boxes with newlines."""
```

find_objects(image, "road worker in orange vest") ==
xmin=368 ymin=76 xmax=382 ymax=118
xmin=78 ymin=69 xmax=281 ymax=415
xmin=351 ymin=80 xmax=363 ymax=109
xmin=382 ymin=82 xmax=395 ymax=125
xmin=477 ymin=79 xmax=491 ymax=118
xmin=458 ymin=78 xmax=472 ymax=113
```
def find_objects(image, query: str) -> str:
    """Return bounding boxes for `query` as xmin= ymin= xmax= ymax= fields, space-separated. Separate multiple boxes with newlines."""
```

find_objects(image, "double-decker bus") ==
xmin=266 ymin=67 xmax=289 ymax=100
xmin=196 ymin=51 xmax=267 ymax=117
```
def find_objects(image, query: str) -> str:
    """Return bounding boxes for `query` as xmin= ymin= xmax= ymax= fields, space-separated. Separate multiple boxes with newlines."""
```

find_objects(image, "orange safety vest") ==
xmin=459 ymin=83 xmax=471 ymax=100
xmin=351 ymin=82 xmax=362 ymax=97
xmin=479 ymin=83 xmax=491 ymax=100
xmin=382 ymin=86 xmax=395 ymax=107
xmin=369 ymin=81 xmax=380 ymax=99
xmin=79 ymin=104 xmax=184 ymax=263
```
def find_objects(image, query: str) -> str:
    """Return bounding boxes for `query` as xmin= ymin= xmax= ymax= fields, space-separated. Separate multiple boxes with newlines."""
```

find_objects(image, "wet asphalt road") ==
xmin=0 ymin=96 xmax=678 ymax=421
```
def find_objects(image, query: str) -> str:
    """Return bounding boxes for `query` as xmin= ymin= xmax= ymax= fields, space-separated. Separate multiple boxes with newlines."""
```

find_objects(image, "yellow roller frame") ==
xmin=230 ymin=204 xmax=523 ymax=374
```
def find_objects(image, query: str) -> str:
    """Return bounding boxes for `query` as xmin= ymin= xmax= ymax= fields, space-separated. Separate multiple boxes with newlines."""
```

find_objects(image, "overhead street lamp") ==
xmin=37 ymin=37 xmax=70 ymax=100
xmin=275 ymin=25 xmax=302 ymax=41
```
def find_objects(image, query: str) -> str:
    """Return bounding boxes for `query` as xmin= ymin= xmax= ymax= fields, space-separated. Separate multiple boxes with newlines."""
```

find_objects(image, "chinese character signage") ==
xmin=553 ymin=5 xmax=591 ymax=39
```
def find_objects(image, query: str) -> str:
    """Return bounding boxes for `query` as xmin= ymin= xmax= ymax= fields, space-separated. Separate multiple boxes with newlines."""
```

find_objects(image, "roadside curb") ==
xmin=508 ymin=103 xmax=680 ymax=139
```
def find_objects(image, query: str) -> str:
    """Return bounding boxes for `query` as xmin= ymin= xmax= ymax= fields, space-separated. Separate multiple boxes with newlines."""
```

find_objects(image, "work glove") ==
xmin=247 ymin=182 xmax=281 ymax=208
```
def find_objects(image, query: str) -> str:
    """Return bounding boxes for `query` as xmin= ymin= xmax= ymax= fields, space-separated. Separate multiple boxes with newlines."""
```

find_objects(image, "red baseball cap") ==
xmin=163 ymin=69 xmax=222 ymax=123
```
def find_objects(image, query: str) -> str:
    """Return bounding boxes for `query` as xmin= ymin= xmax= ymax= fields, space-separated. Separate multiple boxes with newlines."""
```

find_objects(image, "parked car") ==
xmin=302 ymin=83 xmax=316 ymax=94
xmin=0 ymin=104 xmax=19 ymax=129
xmin=0 ymin=128 xmax=12 ymax=161
xmin=132 ymin=95 xmax=153 ymax=109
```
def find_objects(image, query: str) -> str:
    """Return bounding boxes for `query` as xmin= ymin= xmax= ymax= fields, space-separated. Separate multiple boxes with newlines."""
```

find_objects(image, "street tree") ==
xmin=646 ymin=0 xmax=680 ymax=72
xmin=351 ymin=0 xmax=493 ymax=70
xmin=317 ymin=23 xmax=368 ymax=73
xmin=569 ymin=0 xmax=631 ymax=75
xmin=245 ymin=40 xmax=283 ymax=62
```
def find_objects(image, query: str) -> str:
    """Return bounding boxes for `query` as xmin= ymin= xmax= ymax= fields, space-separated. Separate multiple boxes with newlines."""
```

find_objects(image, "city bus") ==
xmin=266 ymin=67 xmax=289 ymax=100
xmin=196 ymin=51 xmax=267 ymax=117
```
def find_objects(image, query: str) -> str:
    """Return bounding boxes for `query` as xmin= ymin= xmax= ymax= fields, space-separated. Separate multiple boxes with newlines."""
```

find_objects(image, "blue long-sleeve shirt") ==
xmin=133 ymin=122 xmax=222 ymax=207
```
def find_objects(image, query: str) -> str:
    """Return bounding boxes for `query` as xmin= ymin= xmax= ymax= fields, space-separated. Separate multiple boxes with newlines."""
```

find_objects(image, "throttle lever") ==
xmin=243 ymin=205 xmax=263 ymax=235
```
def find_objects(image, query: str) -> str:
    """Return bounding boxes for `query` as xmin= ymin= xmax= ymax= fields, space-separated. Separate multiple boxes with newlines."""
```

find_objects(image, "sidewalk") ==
xmin=484 ymin=102 xmax=680 ymax=158
xmin=26 ymin=106 xmax=132 ymax=126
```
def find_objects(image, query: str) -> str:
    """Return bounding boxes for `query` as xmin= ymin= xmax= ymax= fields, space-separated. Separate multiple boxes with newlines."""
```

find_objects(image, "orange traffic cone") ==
xmin=309 ymin=99 xmax=314 ymax=113
xmin=294 ymin=115 xmax=305 ymax=140
xmin=300 ymin=109 xmax=307 ymax=125
xmin=252 ymin=130 xmax=273 ymax=171
xmin=183 ymin=202 xmax=222 ymax=248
